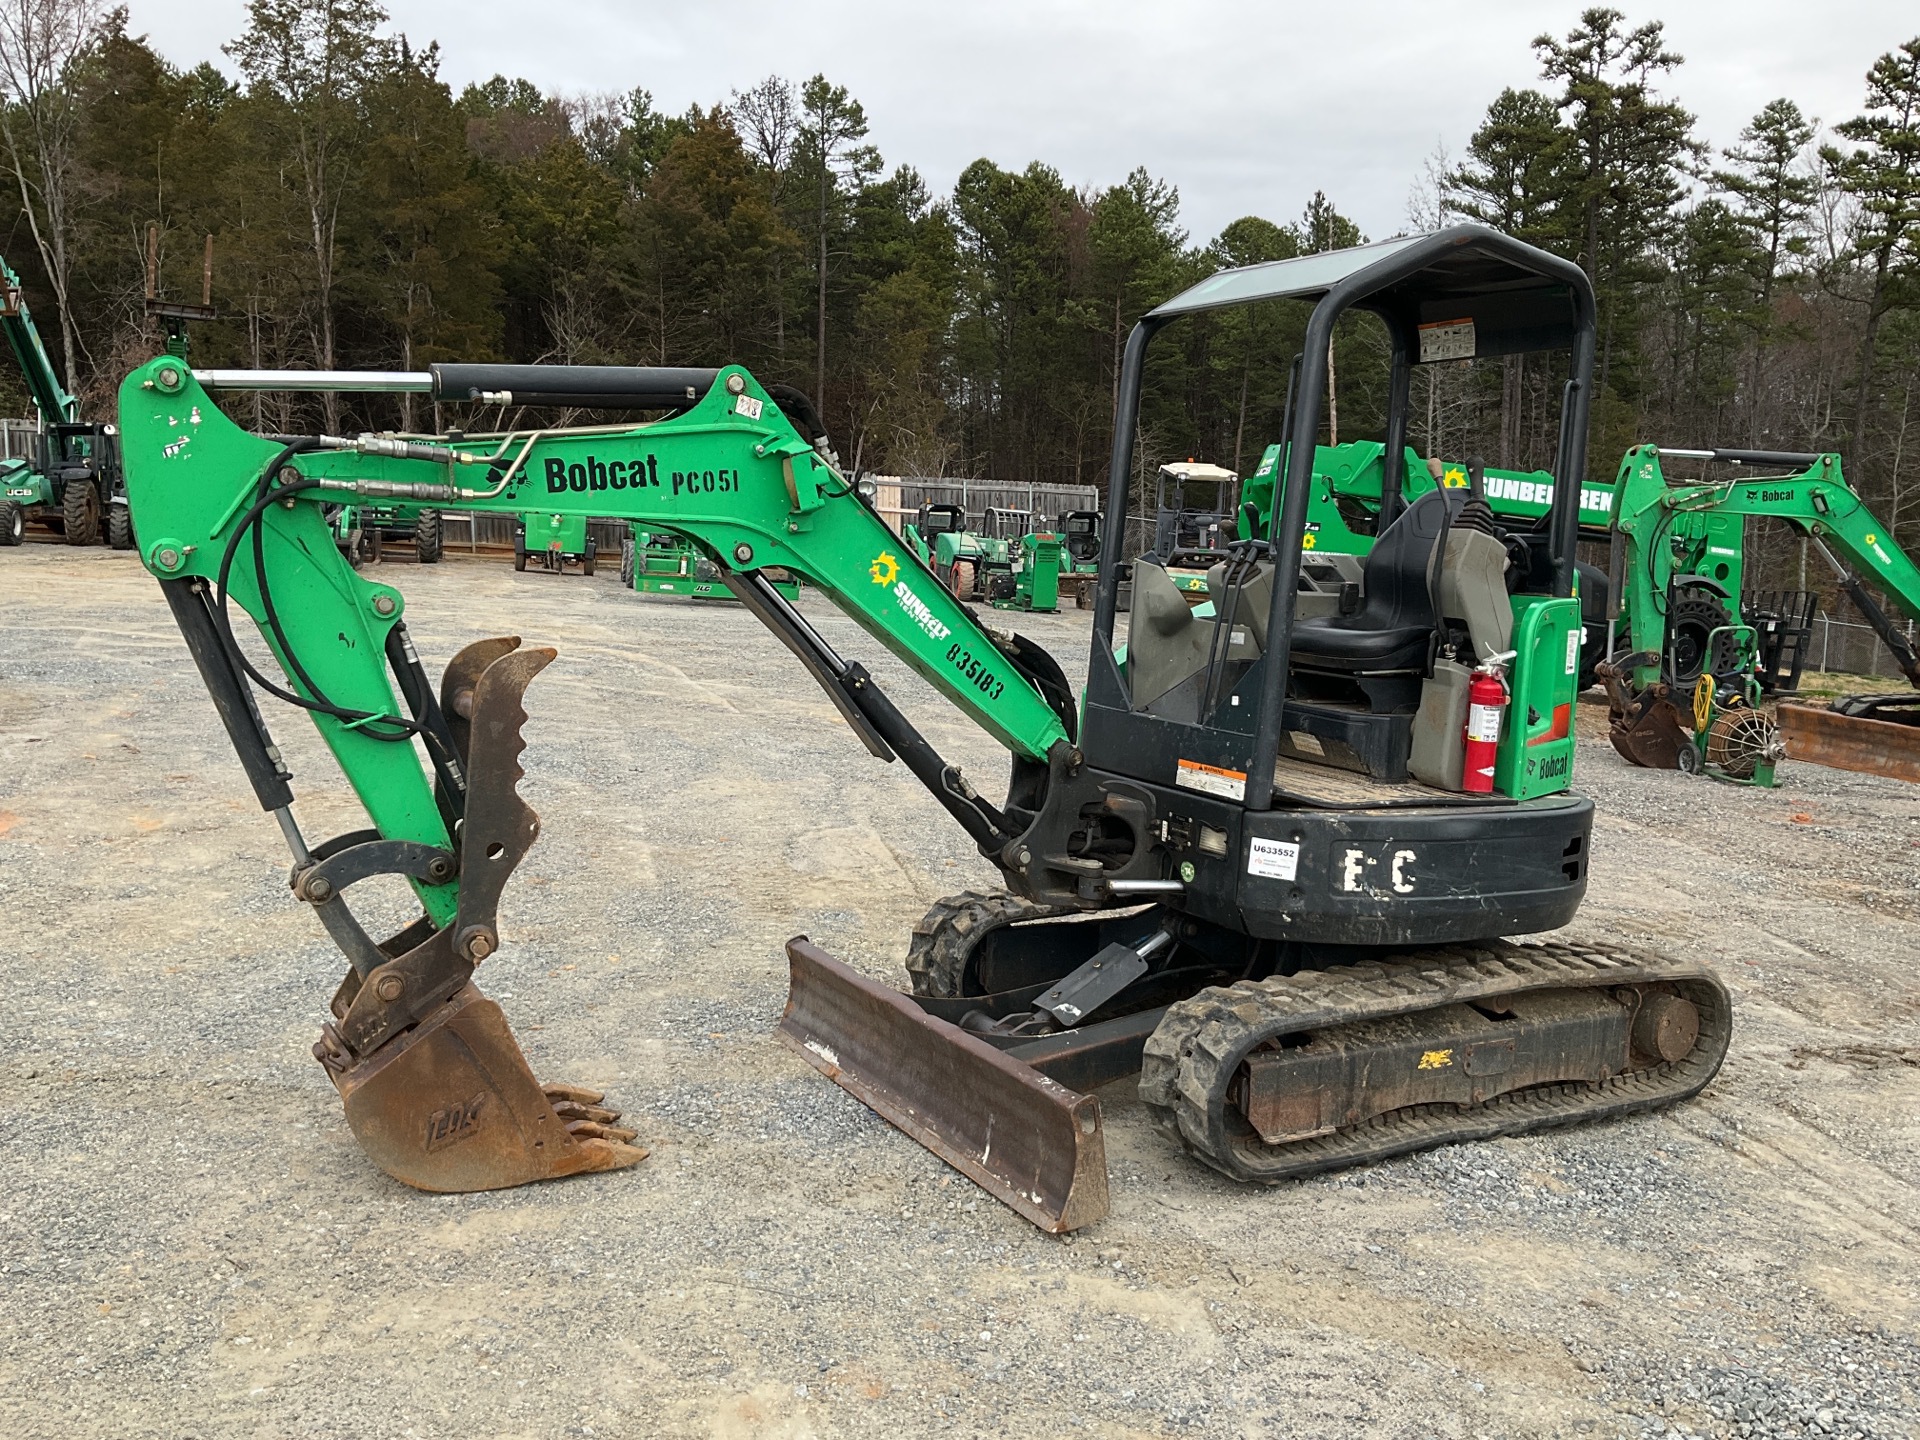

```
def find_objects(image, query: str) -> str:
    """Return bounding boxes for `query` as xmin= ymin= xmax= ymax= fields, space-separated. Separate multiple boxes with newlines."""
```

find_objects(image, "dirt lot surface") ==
xmin=3 ymin=544 xmax=1917 ymax=1440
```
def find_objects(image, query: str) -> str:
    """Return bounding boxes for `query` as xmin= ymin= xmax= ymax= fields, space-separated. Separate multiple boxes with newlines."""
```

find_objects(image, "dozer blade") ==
xmin=777 ymin=939 xmax=1109 ymax=1233
xmin=323 ymin=982 xmax=648 ymax=1193
xmin=1779 ymin=701 xmax=1920 ymax=783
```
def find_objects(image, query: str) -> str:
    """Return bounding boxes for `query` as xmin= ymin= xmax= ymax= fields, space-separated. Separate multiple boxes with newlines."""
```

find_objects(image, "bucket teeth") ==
xmin=566 ymin=1120 xmax=642 ymax=1145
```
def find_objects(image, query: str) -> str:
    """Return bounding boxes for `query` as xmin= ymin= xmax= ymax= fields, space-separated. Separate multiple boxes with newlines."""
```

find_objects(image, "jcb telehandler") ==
xmin=122 ymin=226 xmax=1728 ymax=1230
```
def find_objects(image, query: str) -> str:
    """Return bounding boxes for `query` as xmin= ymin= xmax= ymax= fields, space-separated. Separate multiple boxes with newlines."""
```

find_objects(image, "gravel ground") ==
xmin=1 ymin=543 xmax=1916 ymax=1440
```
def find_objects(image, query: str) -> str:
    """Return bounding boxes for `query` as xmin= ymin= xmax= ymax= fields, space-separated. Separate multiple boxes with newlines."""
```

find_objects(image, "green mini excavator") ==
xmin=122 ymin=226 xmax=1728 ymax=1230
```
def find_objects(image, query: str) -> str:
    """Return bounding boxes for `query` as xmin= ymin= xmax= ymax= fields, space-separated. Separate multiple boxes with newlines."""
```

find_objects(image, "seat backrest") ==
xmin=1351 ymin=488 xmax=1454 ymax=633
xmin=1204 ymin=559 xmax=1277 ymax=650
xmin=1126 ymin=562 xmax=1210 ymax=708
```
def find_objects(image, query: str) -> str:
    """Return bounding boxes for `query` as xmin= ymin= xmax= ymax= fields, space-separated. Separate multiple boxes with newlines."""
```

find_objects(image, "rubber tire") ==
xmin=414 ymin=509 xmax=442 ymax=563
xmin=0 ymin=500 xmax=22 ymax=546
xmin=63 ymin=480 xmax=99 ymax=546
xmin=107 ymin=504 xmax=134 ymax=551
xmin=1667 ymin=588 xmax=1732 ymax=686
xmin=582 ymin=538 xmax=597 ymax=577
xmin=513 ymin=547 xmax=527 ymax=573
xmin=948 ymin=559 xmax=975 ymax=600
xmin=619 ymin=537 xmax=635 ymax=587
xmin=367 ymin=526 xmax=383 ymax=564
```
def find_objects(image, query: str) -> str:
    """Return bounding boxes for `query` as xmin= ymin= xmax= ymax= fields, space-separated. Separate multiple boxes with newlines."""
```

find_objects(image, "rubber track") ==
xmin=903 ymin=889 xmax=1076 ymax=997
xmin=1138 ymin=940 xmax=1731 ymax=1184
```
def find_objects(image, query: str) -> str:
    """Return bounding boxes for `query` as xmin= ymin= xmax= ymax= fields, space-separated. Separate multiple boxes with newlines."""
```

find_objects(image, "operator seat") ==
xmin=1289 ymin=488 xmax=1456 ymax=702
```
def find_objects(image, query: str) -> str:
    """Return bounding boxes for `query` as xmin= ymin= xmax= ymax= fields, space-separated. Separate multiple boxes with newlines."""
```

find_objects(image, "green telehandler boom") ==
xmin=123 ymin=226 xmax=1728 ymax=1232
xmin=0 ymin=252 xmax=126 ymax=549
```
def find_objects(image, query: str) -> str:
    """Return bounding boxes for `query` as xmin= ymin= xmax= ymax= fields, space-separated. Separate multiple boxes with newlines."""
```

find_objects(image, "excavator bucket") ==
xmin=1608 ymin=690 xmax=1690 ymax=769
xmin=321 ymin=983 xmax=647 ymax=1193
xmin=1598 ymin=657 xmax=1690 ymax=769
xmin=777 ymin=939 xmax=1109 ymax=1232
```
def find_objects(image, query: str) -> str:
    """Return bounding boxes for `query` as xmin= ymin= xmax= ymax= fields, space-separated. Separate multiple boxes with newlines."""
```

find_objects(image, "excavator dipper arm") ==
xmin=119 ymin=357 xmax=1078 ymax=1197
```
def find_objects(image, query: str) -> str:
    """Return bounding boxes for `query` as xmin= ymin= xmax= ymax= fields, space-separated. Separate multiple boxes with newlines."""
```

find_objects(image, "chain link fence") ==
xmin=1805 ymin=611 xmax=1918 ymax=680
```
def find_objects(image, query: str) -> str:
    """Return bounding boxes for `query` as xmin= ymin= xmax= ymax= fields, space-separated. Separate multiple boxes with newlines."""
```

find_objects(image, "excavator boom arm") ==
xmin=121 ymin=360 xmax=1072 ymax=866
xmin=1611 ymin=446 xmax=1920 ymax=687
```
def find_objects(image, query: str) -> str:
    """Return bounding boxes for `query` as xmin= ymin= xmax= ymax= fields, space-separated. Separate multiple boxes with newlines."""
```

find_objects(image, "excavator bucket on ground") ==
xmin=778 ymin=941 xmax=1109 ymax=1232
xmin=319 ymin=982 xmax=646 ymax=1192
xmin=267 ymin=634 xmax=650 ymax=1193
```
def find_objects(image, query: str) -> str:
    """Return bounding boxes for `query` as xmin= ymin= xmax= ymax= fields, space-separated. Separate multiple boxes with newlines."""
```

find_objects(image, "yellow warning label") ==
xmin=1417 ymin=1049 xmax=1454 ymax=1070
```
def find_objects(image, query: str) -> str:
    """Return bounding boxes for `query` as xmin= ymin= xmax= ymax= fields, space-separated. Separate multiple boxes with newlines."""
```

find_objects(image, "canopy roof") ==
xmin=1159 ymin=461 xmax=1237 ymax=483
xmin=1147 ymin=225 xmax=1588 ymax=361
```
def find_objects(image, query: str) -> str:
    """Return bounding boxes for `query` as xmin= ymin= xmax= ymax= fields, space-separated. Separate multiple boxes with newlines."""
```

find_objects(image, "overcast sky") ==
xmin=122 ymin=0 xmax=1908 ymax=244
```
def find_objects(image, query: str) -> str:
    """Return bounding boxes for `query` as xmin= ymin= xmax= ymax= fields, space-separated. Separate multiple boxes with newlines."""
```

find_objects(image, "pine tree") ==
xmin=226 ymin=0 xmax=390 ymax=427
xmin=797 ymin=76 xmax=879 ymax=409
xmin=1714 ymin=98 xmax=1817 ymax=442
xmin=1824 ymin=37 xmax=1920 ymax=458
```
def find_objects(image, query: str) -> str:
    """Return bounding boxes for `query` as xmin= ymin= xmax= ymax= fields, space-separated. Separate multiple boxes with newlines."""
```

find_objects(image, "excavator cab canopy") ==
xmin=1088 ymin=223 xmax=1597 ymax=811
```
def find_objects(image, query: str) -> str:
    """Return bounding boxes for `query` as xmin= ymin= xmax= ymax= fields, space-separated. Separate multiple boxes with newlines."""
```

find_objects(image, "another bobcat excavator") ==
xmin=1599 ymin=443 xmax=1920 ymax=781
xmin=122 ymin=225 xmax=1728 ymax=1229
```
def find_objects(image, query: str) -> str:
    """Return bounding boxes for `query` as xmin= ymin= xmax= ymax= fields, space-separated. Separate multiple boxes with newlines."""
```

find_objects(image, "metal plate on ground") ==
xmin=777 ymin=938 xmax=1109 ymax=1233
xmin=1779 ymin=702 xmax=1920 ymax=783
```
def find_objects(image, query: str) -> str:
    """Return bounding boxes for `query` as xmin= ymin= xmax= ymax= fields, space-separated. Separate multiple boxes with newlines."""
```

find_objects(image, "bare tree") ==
xmin=227 ymin=0 xmax=388 ymax=429
xmin=0 ymin=0 xmax=105 ymax=398
xmin=733 ymin=74 xmax=797 ymax=361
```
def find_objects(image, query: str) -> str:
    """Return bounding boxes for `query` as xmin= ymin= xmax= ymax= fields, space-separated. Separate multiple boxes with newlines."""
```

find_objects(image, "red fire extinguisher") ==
xmin=1462 ymin=651 xmax=1516 ymax=794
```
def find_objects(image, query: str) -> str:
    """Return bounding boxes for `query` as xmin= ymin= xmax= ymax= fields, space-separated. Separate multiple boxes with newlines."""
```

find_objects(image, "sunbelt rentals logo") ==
xmin=872 ymin=550 xmax=949 ymax=641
